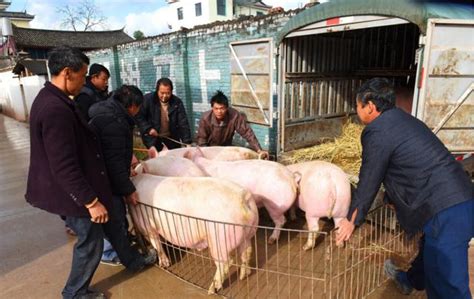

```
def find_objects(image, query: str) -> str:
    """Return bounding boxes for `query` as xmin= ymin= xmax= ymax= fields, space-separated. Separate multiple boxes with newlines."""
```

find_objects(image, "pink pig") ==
xmin=287 ymin=161 xmax=351 ymax=250
xmin=157 ymin=146 xmax=261 ymax=161
xmin=191 ymin=150 xmax=299 ymax=244
xmin=130 ymin=173 xmax=258 ymax=294
xmin=135 ymin=156 xmax=206 ymax=177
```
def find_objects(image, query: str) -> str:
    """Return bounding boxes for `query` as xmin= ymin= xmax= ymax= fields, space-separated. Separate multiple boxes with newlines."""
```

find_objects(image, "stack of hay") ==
xmin=280 ymin=121 xmax=364 ymax=176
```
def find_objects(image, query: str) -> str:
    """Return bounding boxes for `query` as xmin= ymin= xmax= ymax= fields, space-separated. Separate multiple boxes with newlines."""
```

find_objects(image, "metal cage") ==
xmin=130 ymin=203 xmax=421 ymax=298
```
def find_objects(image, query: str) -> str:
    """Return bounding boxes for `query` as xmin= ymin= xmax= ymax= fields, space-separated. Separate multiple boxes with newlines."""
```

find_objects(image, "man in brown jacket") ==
xmin=197 ymin=90 xmax=269 ymax=158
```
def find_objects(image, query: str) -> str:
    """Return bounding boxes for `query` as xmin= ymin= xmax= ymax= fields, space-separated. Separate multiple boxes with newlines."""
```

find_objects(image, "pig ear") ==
xmin=134 ymin=163 xmax=143 ymax=174
xmin=183 ymin=150 xmax=192 ymax=160
xmin=148 ymin=146 xmax=159 ymax=159
xmin=141 ymin=162 xmax=148 ymax=174
xmin=293 ymin=171 xmax=302 ymax=185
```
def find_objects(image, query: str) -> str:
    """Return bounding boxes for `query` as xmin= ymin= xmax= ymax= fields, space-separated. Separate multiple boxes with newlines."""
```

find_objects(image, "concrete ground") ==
xmin=0 ymin=113 xmax=472 ymax=299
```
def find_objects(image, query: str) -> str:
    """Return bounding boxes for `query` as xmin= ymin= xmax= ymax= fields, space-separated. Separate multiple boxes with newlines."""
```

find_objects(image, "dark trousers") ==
xmin=102 ymin=195 xmax=144 ymax=271
xmin=156 ymin=137 xmax=181 ymax=151
xmin=62 ymin=217 xmax=104 ymax=299
xmin=422 ymin=199 xmax=473 ymax=299
xmin=406 ymin=236 xmax=425 ymax=290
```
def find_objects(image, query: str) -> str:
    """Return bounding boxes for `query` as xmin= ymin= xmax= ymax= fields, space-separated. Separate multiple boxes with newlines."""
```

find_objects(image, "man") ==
xmin=25 ymin=46 xmax=110 ymax=299
xmin=89 ymin=85 xmax=156 ymax=270
xmin=75 ymin=63 xmax=110 ymax=121
xmin=336 ymin=78 xmax=473 ymax=298
xmin=197 ymin=90 xmax=269 ymax=159
xmin=135 ymin=77 xmax=191 ymax=151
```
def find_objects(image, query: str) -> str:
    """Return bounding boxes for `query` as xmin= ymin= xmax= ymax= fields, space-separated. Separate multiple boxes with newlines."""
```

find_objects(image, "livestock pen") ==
xmin=130 ymin=203 xmax=421 ymax=298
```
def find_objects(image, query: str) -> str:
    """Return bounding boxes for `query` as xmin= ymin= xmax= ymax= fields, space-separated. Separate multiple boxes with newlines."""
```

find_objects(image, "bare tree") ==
xmin=56 ymin=0 xmax=107 ymax=31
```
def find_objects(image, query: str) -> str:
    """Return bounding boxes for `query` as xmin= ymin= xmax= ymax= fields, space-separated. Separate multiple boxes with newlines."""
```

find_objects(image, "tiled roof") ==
xmin=0 ymin=11 xmax=34 ymax=19
xmin=12 ymin=25 xmax=133 ymax=50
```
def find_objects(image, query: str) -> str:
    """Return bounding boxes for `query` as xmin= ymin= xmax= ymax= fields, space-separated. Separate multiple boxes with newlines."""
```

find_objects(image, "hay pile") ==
xmin=280 ymin=121 xmax=364 ymax=175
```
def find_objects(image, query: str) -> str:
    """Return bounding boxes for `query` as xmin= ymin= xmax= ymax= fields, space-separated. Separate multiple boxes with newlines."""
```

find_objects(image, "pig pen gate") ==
xmin=131 ymin=203 xmax=420 ymax=298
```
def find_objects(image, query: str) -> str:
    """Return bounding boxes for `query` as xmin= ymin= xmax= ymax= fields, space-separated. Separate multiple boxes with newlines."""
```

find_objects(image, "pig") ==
xmin=191 ymin=150 xmax=299 ymax=244
xmin=287 ymin=161 xmax=351 ymax=250
xmin=157 ymin=146 xmax=261 ymax=161
xmin=135 ymin=156 xmax=206 ymax=177
xmin=129 ymin=174 xmax=258 ymax=294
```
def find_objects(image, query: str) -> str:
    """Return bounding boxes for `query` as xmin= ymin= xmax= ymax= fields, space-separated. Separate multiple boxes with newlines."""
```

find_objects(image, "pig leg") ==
xmin=263 ymin=199 xmax=286 ymax=244
xmin=148 ymin=231 xmax=171 ymax=268
xmin=267 ymin=212 xmax=286 ymax=245
xmin=238 ymin=241 xmax=252 ymax=280
xmin=208 ymin=259 xmax=232 ymax=294
xmin=303 ymin=216 xmax=320 ymax=251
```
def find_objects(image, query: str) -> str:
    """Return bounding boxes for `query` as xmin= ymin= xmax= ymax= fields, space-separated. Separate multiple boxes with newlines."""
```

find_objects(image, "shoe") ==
xmin=75 ymin=290 xmax=107 ymax=299
xmin=100 ymin=257 xmax=122 ymax=267
xmin=143 ymin=249 xmax=158 ymax=266
xmin=131 ymin=249 xmax=158 ymax=272
xmin=384 ymin=259 xmax=413 ymax=295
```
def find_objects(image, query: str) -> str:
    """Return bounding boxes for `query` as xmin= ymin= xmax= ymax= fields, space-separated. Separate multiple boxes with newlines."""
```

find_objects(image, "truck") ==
xmin=272 ymin=0 xmax=473 ymax=161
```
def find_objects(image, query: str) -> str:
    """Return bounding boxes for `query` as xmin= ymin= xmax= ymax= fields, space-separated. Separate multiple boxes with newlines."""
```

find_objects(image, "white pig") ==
xmin=287 ymin=161 xmax=351 ymax=250
xmin=135 ymin=156 xmax=206 ymax=177
xmin=192 ymin=152 xmax=299 ymax=244
xmin=130 ymin=174 xmax=258 ymax=294
xmin=158 ymin=146 xmax=261 ymax=161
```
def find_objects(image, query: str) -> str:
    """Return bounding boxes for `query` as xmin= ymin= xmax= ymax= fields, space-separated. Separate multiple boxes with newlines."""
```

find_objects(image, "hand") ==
xmin=125 ymin=192 xmax=139 ymax=206
xmin=148 ymin=146 xmax=159 ymax=158
xmin=87 ymin=201 xmax=108 ymax=223
xmin=149 ymin=128 xmax=158 ymax=137
xmin=257 ymin=150 xmax=269 ymax=160
xmin=335 ymin=209 xmax=357 ymax=247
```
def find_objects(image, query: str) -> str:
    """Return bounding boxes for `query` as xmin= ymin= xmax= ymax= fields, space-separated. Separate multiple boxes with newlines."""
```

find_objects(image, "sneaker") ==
xmin=142 ymin=249 xmax=158 ymax=266
xmin=384 ymin=259 xmax=413 ymax=295
xmin=100 ymin=257 xmax=122 ymax=267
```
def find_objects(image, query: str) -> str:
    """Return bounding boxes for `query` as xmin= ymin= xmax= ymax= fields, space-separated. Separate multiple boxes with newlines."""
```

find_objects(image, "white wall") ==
xmin=168 ymin=0 xmax=233 ymax=31
xmin=0 ymin=71 xmax=46 ymax=122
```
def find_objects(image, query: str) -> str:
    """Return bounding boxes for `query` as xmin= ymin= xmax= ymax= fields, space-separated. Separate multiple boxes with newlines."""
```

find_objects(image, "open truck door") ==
xmin=415 ymin=19 xmax=474 ymax=154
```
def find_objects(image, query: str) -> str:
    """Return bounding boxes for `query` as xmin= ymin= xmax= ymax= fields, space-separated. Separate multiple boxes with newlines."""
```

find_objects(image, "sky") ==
xmin=9 ymin=0 xmax=314 ymax=37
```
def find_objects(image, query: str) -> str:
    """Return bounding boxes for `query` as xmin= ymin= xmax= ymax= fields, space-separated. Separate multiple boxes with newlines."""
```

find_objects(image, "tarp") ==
xmin=276 ymin=0 xmax=473 ymax=45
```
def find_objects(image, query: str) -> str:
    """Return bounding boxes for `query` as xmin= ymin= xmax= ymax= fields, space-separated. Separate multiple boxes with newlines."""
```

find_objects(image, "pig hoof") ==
xmin=208 ymin=281 xmax=222 ymax=294
xmin=159 ymin=258 xmax=171 ymax=268
xmin=302 ymin=243 xmax=314 ymax=251
xmin=239 ymin=267 xmax=251 ymax=280
xmin=267 ymin=237 xmax=276 ymax=245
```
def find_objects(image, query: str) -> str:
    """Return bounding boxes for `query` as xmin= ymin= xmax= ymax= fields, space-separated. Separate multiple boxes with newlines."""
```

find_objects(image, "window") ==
xmin=195 ymin=3 xmax=202 ymax=16
xmin=177 ymin=7 xmax=183 ymax=20
xmin=256 ymin=11 xmax=264 ymax=16
xmin=217 ymin=0 xmax=226 ymax=16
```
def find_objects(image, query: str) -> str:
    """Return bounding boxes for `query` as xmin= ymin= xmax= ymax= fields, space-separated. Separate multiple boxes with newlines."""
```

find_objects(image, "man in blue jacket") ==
xmin=26 ymin=46 xmax=110 ymax=299
xmin=336 ymin=78 xmax=473 ymax=298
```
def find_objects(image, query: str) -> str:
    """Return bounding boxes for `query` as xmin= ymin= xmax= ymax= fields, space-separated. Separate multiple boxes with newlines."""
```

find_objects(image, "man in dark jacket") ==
xmin=75 ymin=63 xmax=110 ymax=121
xmin=336 ymin=78 xmax=473 ymax=298
xmin=135 ymin=77 xmax=192 ymax=151
xmin=197 ymin=90 xmax=269 ymax=159
xmin=26 ymin=46 xmax=110 ymax=299
xmin=89 ymin=85 xmax=156 ymax=271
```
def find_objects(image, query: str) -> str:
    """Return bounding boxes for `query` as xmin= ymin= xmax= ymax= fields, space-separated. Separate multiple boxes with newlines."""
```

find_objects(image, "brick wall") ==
xmin=86 ymin=12 xmax=295 ymax=154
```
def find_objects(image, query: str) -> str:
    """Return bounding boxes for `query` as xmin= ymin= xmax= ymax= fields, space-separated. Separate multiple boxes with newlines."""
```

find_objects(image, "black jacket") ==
xmin=89 ymin=98 xmax=136 ymax=196
xmin=26 ymin=82 xmax=113 ymax=217
xmin=135 ymin=92 xmax=191 ymax=150
xmin=348 ymin=108 xmax=472 ymax=234
xmin=75 ymin=79 xmax=109 ymax=121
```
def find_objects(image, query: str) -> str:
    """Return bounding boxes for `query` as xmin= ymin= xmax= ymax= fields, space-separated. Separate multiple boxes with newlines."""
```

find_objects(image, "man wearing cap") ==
xmin=75 ymin=63 xmax=110 ymax=121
